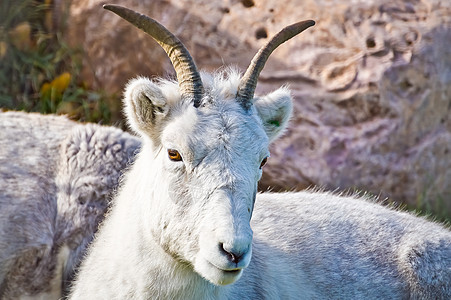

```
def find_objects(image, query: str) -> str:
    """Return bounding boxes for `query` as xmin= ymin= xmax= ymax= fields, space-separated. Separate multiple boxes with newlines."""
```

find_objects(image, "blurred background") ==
xmin=1 ymin=0 xmax=450 ymax=222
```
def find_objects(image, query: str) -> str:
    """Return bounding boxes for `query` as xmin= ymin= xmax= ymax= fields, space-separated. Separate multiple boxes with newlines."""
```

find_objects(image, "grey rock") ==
xmin=63 ymin=0 xmax=450 ymax=214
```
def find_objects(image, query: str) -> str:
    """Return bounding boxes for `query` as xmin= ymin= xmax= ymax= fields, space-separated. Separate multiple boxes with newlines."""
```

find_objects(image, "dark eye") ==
xmin=259 ymin=157 xmax=268 ymax=169
xmin=168 ymin=149 xmax=182 ymax=162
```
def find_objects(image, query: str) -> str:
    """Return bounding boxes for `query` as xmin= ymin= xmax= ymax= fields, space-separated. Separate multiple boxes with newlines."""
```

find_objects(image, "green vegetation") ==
xmin=347 ymin=187 xmax=450 ymax=225
xmin=413 ymin=186 xmax=450 ymax=225
xmin=0 ymin=0 xmax=113 ymax=123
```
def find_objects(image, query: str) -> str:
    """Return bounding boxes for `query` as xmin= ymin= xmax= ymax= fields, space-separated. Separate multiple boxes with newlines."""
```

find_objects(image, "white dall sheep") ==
xmin=70 ymin=5 xmax=451 ymax=299
xmin=0 ymin=111 xmax=140 ymax=299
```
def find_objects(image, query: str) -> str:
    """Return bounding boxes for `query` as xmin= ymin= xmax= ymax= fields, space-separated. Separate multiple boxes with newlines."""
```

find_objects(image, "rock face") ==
xmin=64 ymin=0 xmax=451 ymax=217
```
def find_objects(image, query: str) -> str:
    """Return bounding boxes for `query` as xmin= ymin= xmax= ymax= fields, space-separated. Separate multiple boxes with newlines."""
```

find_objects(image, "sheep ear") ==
xmin=123 ymin=77 xmax=168 ymax=141
xmin=254 ymin=87 xmax=293 ymax=142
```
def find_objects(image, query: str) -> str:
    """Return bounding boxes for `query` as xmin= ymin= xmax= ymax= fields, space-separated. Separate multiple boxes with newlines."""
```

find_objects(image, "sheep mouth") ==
xmin=222 ymin=269 xmax=241 ymax=275
xmin=207 ymin=260 xmax=243 ymax=274
xmin=195 ymin=255 xmax=245 ymax=286
xmin=207 ymin=260 xmax=244 ymax=280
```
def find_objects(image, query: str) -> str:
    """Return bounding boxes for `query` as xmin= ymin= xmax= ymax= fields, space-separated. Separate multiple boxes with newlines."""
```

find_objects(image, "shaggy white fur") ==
xmin=0 ymin=111 xmax=140 ymax=299
xmin=69 ymin=70 xmax=451 ymax=299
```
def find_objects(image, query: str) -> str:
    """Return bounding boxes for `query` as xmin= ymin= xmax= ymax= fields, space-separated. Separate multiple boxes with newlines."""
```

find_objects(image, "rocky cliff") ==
xmin=63 ymin=0 xmax=451 ymax=217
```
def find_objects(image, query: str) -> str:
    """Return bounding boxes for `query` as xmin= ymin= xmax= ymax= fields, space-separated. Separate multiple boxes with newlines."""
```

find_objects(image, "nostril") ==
xmin=220 ymin=243 xmax=244 ymax=264
xmin=227 ymin=250 xmax=242 ymax=264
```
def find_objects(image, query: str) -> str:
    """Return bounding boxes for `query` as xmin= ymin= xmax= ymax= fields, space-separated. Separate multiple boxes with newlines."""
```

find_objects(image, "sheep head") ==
xmin=104 ymin=4 xmax=314 ymax=286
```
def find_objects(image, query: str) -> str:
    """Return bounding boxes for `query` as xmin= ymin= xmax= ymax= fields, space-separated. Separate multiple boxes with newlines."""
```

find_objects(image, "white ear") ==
xmin=123 ymin=77 xmax=168 ymax=141
xmin=254 ymin=87 xmax=293 ymax=142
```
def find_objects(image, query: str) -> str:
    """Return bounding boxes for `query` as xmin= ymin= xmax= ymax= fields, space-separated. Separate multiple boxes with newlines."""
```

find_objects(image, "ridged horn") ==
xmin=237 ymin=20 xmax=315 ymax=110
xmin=103 ymin=4 xmax=204 ymax=107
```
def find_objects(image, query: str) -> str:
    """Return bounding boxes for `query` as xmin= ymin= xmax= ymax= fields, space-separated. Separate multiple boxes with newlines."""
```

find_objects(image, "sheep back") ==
xmin=0 ymin=111 xmax=140 ymax=298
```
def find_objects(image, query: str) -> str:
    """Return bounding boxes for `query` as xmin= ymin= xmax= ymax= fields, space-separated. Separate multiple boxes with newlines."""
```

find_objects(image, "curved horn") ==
xmin=237 ymin=20 xmax=315 ymax=110
xmin=104 ymin=4 xmax=204 ymax=107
